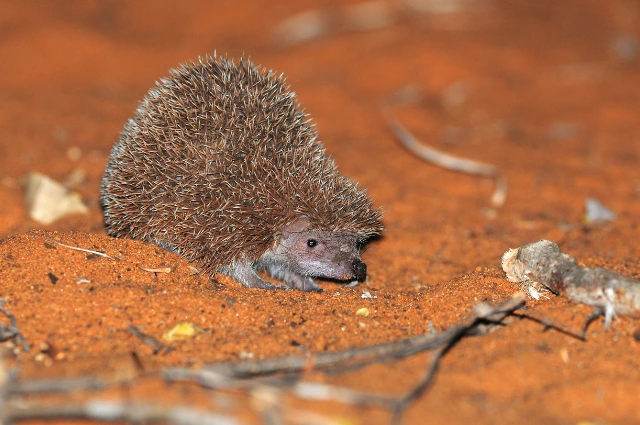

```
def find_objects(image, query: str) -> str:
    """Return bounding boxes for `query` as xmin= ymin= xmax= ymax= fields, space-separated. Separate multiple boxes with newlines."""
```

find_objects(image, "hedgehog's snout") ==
xmin=353 ymin=260 xmax=367 ymax=281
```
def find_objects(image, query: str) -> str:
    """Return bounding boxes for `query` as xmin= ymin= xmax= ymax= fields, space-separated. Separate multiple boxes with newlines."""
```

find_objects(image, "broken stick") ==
xmin=502 ymin=239 xmax=640 ymax=329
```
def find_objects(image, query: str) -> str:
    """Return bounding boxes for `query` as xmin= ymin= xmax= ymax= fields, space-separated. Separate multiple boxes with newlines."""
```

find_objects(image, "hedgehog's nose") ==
xmin=353 ymin=260 xmax=367 ymax=281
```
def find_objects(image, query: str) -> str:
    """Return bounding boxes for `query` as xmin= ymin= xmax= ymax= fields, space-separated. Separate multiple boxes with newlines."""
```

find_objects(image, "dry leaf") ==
xmin=139 ymin=266 xmax=173 ymax=273
xmin=24 ymin=172 xmax=88 ymax=225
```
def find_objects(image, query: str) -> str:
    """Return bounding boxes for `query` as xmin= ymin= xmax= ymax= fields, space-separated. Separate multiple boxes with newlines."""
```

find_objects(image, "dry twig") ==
xmin=2 ymin=400 xmax=238 ymax=425
xmin=45 ymin=237 xmax=117 ymax=261
xmin=127 ymin=325 xmax=174 ymax=355
xmin=381 ymin=104 xmax=507 ymax=209
xmin=511 ymin=310 xmax=586 ymax=340
xmin=0 ymin=299 xmax=29 ymax=352
xmin=8 ymin=376 xmax=110 ymax=395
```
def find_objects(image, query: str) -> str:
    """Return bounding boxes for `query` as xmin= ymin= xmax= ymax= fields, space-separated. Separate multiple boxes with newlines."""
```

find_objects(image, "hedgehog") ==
xmin=100 ymin=55 xmax=383 ymax=292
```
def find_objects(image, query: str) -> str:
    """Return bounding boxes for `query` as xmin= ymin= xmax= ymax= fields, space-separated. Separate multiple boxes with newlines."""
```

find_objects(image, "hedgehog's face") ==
xmin=273 ymin=229 xmax=367 ymax=281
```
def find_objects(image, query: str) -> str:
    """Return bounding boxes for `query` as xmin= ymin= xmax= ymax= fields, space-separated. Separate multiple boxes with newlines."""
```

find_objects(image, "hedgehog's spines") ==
xmin=101 ymin=55 xmax=383 ymax=274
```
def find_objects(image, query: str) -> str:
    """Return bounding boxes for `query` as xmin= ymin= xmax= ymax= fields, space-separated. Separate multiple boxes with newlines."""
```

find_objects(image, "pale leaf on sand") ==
xmin=24 ymin=172 xmax=88 ymax=225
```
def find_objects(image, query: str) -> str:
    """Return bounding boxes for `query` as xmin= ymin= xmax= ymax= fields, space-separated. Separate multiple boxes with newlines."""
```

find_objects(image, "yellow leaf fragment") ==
xmin=355 ymin=307 xmax=370 ymax=317
xmin=162 ymin=321 xmax=203 ymax=342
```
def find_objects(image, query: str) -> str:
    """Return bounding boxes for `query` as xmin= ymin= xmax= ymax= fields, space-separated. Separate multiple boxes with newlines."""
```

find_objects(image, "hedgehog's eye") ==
xmin=307 ymin=239 xmax=318 ymax=248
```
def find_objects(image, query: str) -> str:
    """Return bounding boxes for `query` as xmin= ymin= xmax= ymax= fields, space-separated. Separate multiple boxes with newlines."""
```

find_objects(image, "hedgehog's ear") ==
xmin=281 ymin=215 xmax=311 ymax=236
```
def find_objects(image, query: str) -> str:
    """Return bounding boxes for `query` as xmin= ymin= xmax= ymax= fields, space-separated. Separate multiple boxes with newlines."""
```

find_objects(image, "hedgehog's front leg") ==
xmin=227 ymin=262 xmax=287 ymax=290
xmin=254 ymin=257 xmax=323 ymax=292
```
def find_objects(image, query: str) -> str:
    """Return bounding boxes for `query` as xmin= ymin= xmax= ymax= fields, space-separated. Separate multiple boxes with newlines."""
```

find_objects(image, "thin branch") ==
xmin=391 ymin=347 xmax=445 ymax=424
xmin=512 ymin=311 xmax=586 ymax=341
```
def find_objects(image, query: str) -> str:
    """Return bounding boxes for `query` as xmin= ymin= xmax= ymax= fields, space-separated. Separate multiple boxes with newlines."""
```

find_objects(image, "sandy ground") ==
xmin=1 ymin=1 xmax=640 ymax=424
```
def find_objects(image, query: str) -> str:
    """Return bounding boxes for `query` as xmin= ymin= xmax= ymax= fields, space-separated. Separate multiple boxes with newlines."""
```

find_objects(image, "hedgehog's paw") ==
xmin=286 ymin=275 xmax=323 ymax=293
xmin=270 ymin=267 xmax=322 ymax=292
xmin=228 ymin=262 xmax=288 ymax=290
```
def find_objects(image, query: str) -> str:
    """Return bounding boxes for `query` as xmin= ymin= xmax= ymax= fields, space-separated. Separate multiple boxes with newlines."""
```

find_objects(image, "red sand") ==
xmin=1 ymin=1 xmax=639 ymax=424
